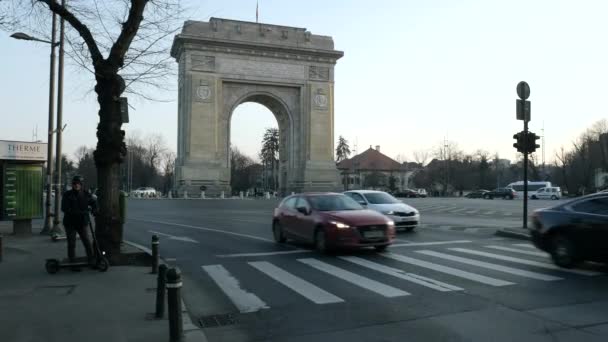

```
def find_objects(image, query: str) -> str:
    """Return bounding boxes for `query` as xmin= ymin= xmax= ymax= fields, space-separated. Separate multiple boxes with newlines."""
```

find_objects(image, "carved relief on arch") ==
xmin=313 ymin=88 xmax=328 ymax=111
xmin=191 ymin=54 xmax=215 ymax=72
xmin=193 ymin=79 xmax=213 ymax=103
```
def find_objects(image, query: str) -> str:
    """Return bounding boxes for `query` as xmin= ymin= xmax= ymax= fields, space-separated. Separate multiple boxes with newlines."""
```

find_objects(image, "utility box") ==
xmin=0 ymin=140 xmax=47 ymax=234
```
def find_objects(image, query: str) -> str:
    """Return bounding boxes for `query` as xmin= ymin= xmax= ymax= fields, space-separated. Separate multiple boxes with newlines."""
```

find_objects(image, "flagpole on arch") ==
xmin=256 ymin=0 xmax=259 ymax=23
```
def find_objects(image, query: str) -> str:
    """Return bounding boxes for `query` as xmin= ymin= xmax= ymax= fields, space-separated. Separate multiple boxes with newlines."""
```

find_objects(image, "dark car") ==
xmin=272 ymin=193 xmax=396 ymax=253
xmin=393 ymin=189 xmax=419 ymax=198
xmin=483 ymin=188 xmax=516 ymax=199
xmin=465 ymin=190 xmax=489 ymax=198
xmin=530 ymin=193 xmax=608 ymax=268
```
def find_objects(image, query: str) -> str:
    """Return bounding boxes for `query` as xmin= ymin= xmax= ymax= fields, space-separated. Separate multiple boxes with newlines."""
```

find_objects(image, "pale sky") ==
xmin=1 ymin=0 xmax=607 ymax=164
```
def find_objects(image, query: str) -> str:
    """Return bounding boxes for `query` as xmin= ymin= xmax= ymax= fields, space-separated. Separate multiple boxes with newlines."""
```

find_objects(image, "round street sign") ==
xmin=517 ymin=81 xmax=530 ymax=100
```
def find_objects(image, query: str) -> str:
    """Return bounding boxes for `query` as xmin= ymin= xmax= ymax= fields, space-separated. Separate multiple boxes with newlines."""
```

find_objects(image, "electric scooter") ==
xmin=45 ymin=215 xmax=109 ymax=274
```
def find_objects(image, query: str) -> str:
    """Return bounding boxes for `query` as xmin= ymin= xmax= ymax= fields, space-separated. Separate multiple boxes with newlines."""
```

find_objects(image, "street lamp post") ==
xmin=10 ymin=20 xmax=59 ymax=234
xmin=52 ymin=1 xmax=66 ymax=234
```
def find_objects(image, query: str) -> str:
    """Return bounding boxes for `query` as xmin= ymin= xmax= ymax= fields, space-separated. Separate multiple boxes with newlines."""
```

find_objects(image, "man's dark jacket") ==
xmin=61 ymin=189 xmax=97 ymax=227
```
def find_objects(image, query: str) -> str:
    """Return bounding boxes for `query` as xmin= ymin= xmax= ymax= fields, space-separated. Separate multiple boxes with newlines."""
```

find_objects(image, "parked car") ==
xmin=393 ymin=189 xmax=419 ymax=198
xmin=531 ymin=187 xmax=562 ymax=200
xmin=416 ymin=189 xmax=428 ymax=198
xmin=465 ymin=190 xmax=489 ymax=198
xmin=132 ymin=187 xmax=157 ymax=197
xmin=272 ymin=193 xmax=396 ymax=253
xmin=530 ymin=192 xmax=608 ymax=268
xmin=344 ymin=190 xmax=420 ymax=232
xmin=483 ymin=188 xmax=516 ymax=200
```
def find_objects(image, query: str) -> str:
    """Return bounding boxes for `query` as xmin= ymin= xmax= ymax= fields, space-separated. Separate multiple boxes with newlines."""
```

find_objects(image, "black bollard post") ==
xmin=155 ymin=264 xmax=167 ymax=319
xmin=0 ymin=234 xmax=3 ymax=263
xmin=151 ymin=235 xmax=159 ymax=274
xmin=167 ymin=267 xmax=183 ymax=342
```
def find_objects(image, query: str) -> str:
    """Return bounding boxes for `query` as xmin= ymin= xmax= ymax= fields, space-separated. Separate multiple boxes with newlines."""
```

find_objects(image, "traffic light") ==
xmin=513 ymin=132 xmax=525 ymax=153
xmin=526 ymin=132 xmax=541 ymax=153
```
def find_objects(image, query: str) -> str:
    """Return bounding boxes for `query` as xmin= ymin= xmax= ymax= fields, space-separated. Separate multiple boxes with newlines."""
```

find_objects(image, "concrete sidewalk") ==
xmin=0 ymin=222 xmax=206 ymax=342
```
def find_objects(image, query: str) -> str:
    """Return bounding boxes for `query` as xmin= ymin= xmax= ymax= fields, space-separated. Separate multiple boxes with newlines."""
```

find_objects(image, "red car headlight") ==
xmin=329 ymin=221 xmax=351 ymax=229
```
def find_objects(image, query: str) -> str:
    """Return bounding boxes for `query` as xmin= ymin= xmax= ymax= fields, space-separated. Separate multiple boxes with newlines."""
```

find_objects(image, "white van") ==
xmin=531 ymin=187 xmax=562 ymax=200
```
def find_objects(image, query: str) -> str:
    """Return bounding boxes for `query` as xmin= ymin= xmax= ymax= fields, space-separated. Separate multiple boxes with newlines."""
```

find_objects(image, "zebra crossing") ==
xmin=201 ymin=242 xmax=603 ymax=314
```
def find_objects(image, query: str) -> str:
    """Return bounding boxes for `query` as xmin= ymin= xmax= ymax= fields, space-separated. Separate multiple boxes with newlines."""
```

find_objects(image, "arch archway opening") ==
xmin=230 ymin=98 xmax=290 ymax=196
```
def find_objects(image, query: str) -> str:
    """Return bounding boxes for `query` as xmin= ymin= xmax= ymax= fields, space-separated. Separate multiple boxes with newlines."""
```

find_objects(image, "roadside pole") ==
xmin=514 ymin=82 xmax=539 ymax=229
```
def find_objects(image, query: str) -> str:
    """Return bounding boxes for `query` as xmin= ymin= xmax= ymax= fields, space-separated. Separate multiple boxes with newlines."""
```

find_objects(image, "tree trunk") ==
xmin=93 ymin=71 xmax=126 ymax=258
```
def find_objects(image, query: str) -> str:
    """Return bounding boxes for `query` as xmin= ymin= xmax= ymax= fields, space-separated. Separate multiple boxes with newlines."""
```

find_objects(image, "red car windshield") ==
xmin=308 ymin=195 xmax=363 ymax=211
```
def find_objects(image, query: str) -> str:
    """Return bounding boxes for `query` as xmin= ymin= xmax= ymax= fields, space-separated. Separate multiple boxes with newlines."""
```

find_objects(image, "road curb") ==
xmin=124 ymin=239 xmax=208 ymax=342
xmin=494 ymin=228 xmax=531 ymax=241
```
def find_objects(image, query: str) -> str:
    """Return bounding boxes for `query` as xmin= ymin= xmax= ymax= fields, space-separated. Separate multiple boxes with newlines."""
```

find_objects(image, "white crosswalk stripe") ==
xmin=416 ymin=250 xmax=563 ymax=281
xmin=513 ymin=243 xmax=535 ymax=249
xmin=339 ymin=256 xmax=463 ymax=292
xmin=202 ymin=265 xmax=269 ymax=313
xmin=298 ymin=258 xmax=410 ymax=297
xmin=381 ymin=253 xmax=514 ymax=286
xmin=485 ymin=245 xmax=548 ymax=257
xmin=390 ymin=240 xmax=472 ymax=247
xmin=450 ymin=248 xmax=601 ymax=276
xmin=249 ymin=261 xmax=344 ymax=304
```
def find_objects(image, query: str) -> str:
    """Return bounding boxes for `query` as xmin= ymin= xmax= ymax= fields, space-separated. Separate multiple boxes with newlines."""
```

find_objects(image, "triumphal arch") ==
xmin=171 ymin=18 xmax=344 ymax=195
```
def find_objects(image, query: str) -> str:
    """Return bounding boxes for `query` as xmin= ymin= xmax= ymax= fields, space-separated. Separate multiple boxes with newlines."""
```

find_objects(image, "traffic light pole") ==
xmin=523 ymin=121 xmax=529 ymax=229
xmin=516 ymin=81 xmax=532 ymax=230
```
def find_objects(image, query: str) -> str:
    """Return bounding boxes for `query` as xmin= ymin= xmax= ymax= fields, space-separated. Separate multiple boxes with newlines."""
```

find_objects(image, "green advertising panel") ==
xmin=2 ymin=164 xmax=43 ymax=220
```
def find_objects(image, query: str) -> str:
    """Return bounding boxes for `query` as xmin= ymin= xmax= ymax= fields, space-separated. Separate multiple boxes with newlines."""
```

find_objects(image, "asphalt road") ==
xmin=124 ymin=198 xmax=608 ymax=342
xmin=401 ymin=197 xmax=569 ymax=231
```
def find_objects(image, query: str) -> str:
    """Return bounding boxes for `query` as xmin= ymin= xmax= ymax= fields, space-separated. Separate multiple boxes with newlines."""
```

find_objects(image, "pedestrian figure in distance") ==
xmin=61 ymin=175 xmax=97 ymax=271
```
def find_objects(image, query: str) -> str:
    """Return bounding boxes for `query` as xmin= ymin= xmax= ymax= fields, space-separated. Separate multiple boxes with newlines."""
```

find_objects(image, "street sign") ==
xmin=517 ymin=81 xmax=530 ymax=100
xmin=516 ymin=99 xmax=531 ymax=121
xmin=0 ymin=140 xmax=47 ymax=161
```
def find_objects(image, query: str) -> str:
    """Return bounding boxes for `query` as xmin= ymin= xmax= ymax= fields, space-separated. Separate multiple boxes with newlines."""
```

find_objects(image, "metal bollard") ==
xmin=151 ymin=235 xmax=159 ymax=274
xmin=155 ymin=264 xmax=167 ymax=318
xmin=167 ymin=267 xmax=183 ymax=342
xmin=0 ymin=234 xmax=3 ymax=263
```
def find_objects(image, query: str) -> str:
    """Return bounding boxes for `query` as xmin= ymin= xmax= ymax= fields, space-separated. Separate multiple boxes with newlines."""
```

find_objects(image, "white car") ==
xmin=531 ymin=187 xmax=562 ymax=200
xmin=344 ymin=190 xmax=420 ymax=231
xmin=132 ymin=187 xmax=157 ymax=197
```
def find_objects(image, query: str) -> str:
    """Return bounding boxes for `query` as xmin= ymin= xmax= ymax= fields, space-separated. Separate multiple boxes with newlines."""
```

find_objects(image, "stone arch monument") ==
xmin=170 ymin=18 xmax=344 ymax=196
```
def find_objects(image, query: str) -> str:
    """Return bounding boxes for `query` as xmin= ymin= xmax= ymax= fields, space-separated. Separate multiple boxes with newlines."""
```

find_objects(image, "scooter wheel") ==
xmin=45 ymin=259 xmax=60 ymax=274
xmin=97 ymin=258 xmax=109 ymax=272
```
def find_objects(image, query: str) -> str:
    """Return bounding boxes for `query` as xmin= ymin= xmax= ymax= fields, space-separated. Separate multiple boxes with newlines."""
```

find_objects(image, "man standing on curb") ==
xmin=61 ymin=175 xmax=97 ymax=270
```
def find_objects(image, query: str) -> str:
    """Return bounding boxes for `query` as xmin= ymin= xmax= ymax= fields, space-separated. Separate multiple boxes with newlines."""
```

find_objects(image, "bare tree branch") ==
xmin=107 ymin=0 xmax=147 ymax=68
xmin=38 ymin=0 xmax=104 ymax=66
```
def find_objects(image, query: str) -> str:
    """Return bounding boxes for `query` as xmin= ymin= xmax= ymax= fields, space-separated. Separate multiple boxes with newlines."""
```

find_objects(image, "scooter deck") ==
xmin=47 ymin=259 xmax=92 ymax=267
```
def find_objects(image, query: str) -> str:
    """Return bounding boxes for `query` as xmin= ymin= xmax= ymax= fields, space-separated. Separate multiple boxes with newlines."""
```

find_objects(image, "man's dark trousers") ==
xmin=66 ymin=223 xmax=93 ymax=262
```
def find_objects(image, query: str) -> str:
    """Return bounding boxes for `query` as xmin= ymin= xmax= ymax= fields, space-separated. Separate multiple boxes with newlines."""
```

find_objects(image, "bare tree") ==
xmin=555 ymin=146 xmax=570 ymax=192
xmin=144 ymin=133 xmax=167 ymax=171
xmin=412 ymin=149 xmax=430 ymax=166
xmin=160 ymin=150 xmax=176 ymax=194
xmin=2 ymin=0 xmax=184 ymax=256
xmin=73 ymin=145 xmax=93 ymax=162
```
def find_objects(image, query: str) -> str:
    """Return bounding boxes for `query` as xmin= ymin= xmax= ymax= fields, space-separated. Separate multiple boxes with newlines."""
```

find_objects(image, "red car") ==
xmin=272 ymin=192 xmax=396 ymax=253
